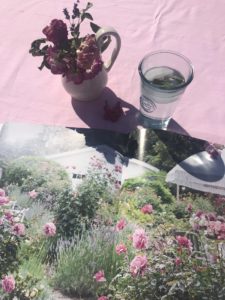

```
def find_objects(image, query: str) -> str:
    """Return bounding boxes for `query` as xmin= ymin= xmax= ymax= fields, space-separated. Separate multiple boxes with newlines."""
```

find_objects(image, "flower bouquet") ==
xmin=29 ymin=1 xmax=121 ymax=101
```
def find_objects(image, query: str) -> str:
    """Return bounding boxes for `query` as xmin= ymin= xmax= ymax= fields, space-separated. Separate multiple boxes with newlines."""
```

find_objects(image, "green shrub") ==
xmin=1 ymin=157 xmax=72 ymax=209
xmin=149 ymin=181 xmax=175 ymax=204
xmin=54 ymin=172 xmax=113 ymax=240
xmin=171 ymin=202 xmax=189 ymax=219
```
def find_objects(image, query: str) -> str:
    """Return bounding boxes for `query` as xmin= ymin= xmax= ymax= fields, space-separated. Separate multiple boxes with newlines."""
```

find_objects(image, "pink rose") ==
xmin=43 ymin=19 xmax=68 ymax=47
xmin=132 ymin=228 xmax=148 ymax=250
xmin=43 ymin=222 xmax=56 ymax=237
xmin=141 ymin=204 xmax=153 ymax=214
xmin=116 ymin=219 xmax=126 ymax=231
xmin=98 ymin=297 xmax=108 ymax=300
xmin=28 ymin=190 xmax=38 ymax=199
xmin=196 ymin=210 xmax=204 ymax=218
xmin=1 ymin=275 xmax=16 ymax=293
xmin=12 ymin=223 xmax=25 ymax=236
xmin=0 ymin=196 xmax=9 ymax=206
xmin=0 ymin=188 xmax=5 ymax=197
xmin=93 ymin=270 xmax=106 ymax=282
xmin=115 ymin=243 xmax=127 ymax=255
xmin=130 ymin=255 xmax=147 ymax=276
xmin=4 ymin=211 xmax=13 ymax=222
xmin=175 ymin=257 xmax=182 ymax=266
xmin=176 ymin=236 xmax=192 ymax=251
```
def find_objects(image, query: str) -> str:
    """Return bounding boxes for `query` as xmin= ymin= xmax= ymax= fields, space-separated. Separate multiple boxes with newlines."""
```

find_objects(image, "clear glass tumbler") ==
xmin=138 ymin=50 xmax=194 ymax=129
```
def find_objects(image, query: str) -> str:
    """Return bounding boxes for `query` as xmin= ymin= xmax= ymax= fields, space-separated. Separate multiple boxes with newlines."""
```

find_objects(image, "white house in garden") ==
xmin=45 ymin=145 xmax=159 ymax=190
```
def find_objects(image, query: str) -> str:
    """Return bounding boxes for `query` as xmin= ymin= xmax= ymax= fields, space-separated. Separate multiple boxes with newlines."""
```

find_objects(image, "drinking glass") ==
xmin=138 ymin=50 xmax=194 ymax=129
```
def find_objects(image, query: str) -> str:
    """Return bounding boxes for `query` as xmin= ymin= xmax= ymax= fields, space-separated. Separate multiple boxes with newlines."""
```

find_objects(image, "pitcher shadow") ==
xmin=71 ymin=87 xmax=140 ymax=131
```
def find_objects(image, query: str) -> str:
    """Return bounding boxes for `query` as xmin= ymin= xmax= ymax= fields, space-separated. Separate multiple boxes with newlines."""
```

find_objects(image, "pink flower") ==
xmin=98 ymin=297 xmax=108 ymax=300
xmin=93 ymin=270 xmax=106 ymax=282
xmin=0 ymin=196 xmax=9 ymax=206
xmin=115 ymin=165 xmax=122 ymax=173
xmin=28 ymin=190 xmax=38 ymax=199
xmin=43 ymin=19 xmax=68 ymax=47
xmin=0 ymin=188 xmax=5 ymax=197
xmin=141 ymin=204 xmax=153 ymax=214
xmin=12 ymin=223 xmax=25 ymax=236
xmin=0 ymin=218 xmax=3 ymax=225
xmin=1 ymin=275 xmax=16 ymax=293
xmin=132 ymin=228 xmax=148 ymax=250
xmin=115 ymin=243 xmax=127 ymax=255
xmin=130 ymin=255 xmax=147 ymax=276
xmin=4 ymin=211 xmax=13 ymax=222
xmin=196 ymin=210 xmax=204 ymax=218
xmin=77 ymin=34 xmax=101 ymax=70
xmin=176 ymin=236 xmax=192 ymax=251
xmin=116 ymin=219 xmax=126 ymax=231
xmin=43 ymin=222 xmax=56 ymax=237
xmin=175 ymin=257 xmax=182 ymax=266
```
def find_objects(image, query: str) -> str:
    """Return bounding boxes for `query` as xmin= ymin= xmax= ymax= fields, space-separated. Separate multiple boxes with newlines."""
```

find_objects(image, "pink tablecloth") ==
xmin=1 ymin=0 xmax=225 ymax=143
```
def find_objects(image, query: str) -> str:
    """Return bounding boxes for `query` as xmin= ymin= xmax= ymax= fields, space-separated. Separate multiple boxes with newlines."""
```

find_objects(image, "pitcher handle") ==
xmin=96 ymin=26 xmax=121 ymax=72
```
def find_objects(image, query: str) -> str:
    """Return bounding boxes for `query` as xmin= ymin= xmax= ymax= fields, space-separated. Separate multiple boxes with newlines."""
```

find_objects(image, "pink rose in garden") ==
xmin=0 ymin=196 xmax=9 ymax=206
xmin=175 ymin=257 xmax=182 ymax=266
xmin=43 ymin=19 xmax=68 ymax=47
xmin=176 ymin=236 xmax=192 ymax=251
xmin=130 ymin=255 xmax=148 ymax=277
xmin=116 ymin=219 xmax=126 ymax=231
xmin=43 ymin=222 xmax=56 ymax=237
xmin=93 ymin=270 xmax=106 ymax=282
xmin=28 ymin=190 xmax=38 ymax=199
xmin=1 ymin=275 xmax=16 ymax=293
xmin=12 ymin=223 xmax=25 ymax=236
xmin=207 ymin=220 xmax=225 ymax=240
xmin=132 ymin=228 xmax=148 ymax=250
xmin=115 ymin=243 xmax=127 ymax=255
xmin=196 ymin=210 xmax=204 ymax=218
xmin=141 ymin=204 xmax=153 ymax=214
xmin=98 ymin=296 xmax=108 ymax=300
xmin=0 ymin=188 xmax=5 ymax=197
xmin=4 ymin=211 xmax=13 ymax=222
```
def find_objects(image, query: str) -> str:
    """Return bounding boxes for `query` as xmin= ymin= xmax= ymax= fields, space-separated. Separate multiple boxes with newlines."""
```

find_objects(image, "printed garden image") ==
xmin=0 ymin=123 xmax=225 ymax=300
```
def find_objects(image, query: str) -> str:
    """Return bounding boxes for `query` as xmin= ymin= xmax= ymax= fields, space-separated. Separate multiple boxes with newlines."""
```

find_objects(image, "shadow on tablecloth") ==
xmin=71 ymin=87 xmax=140 ymax=133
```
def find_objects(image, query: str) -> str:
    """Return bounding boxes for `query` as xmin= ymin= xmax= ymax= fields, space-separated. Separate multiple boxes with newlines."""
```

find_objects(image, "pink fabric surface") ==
xmin=0 ymin=0 xmax=225 ymax=143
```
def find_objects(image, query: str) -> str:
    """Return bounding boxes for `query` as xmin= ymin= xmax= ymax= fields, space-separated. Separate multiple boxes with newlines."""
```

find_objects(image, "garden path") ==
xmin=52 ymin=290 xmax=94 ymax=300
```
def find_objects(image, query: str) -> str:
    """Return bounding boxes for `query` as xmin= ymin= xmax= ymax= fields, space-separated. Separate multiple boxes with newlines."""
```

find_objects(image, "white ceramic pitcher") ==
xmin=62 ymin=27 xmax=121 ymax=101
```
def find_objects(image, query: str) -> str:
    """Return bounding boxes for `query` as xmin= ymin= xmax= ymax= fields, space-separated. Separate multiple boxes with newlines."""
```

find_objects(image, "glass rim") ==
xmin=138 ymin=50 xmax=194 ymax=92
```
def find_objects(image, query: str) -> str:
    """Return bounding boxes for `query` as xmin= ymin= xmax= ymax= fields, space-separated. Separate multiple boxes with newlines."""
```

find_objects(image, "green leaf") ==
xmin=84 ymin=12 xmax=93 ymax=20
xmin=90 ymin=22 xmax=101 ymax=33
xmin=81 ymin=12 xmax=93 ymax=22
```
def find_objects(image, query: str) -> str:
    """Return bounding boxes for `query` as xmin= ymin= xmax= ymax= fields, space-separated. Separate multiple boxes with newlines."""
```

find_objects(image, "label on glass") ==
xmin=140 ymin=95 xmax=157 ymax=113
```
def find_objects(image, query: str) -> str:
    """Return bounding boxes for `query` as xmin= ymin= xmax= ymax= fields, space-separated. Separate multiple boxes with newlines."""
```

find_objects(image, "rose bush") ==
xmin=94 ymin=211 xmax=225 ymax=300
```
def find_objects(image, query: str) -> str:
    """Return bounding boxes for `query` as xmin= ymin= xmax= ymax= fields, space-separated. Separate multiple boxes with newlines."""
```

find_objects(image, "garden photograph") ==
xmin=0 ymin=123 xmax=224 ymax=300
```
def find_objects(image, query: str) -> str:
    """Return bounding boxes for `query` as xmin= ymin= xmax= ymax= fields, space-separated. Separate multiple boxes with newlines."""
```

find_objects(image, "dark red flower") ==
xmin=104 ymin=101 xmax=124 ymax=122
xmin=45 ymin=46 xmax=68 ymax=74
xmin=77 ymin=35 xmax=101 ymax=70
xmin=43 ymin=19 xmax=68 ymax=47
